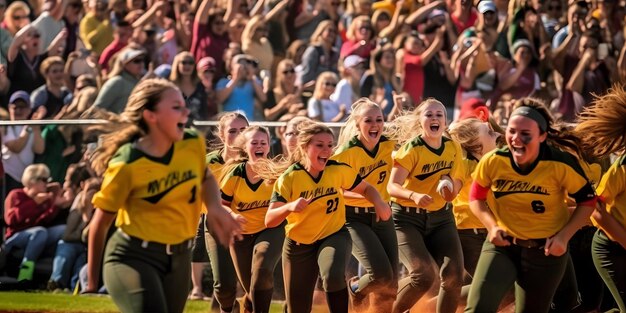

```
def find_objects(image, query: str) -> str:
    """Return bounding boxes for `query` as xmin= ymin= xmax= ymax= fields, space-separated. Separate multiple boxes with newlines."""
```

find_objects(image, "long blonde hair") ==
xmin=311 ymin=20 xmax=336 ymax=46
xmin=576 ymin=84 xmax=626 ymax=159
xmin=90 ymin=79 xmax=179 ymax=175
xmin=336 ymin=98 xmax=393 ymax=148
xmin=448 ymin=118 xmax=484 ymax=158
xmin=221 ymin=126 xmax=273 ymax=182
xmin=207 ymin=111 xmax=250 ymax=152
xmin=256 ymin=122 xmax=332 ymax=182
xmin=169 ymin=51 xmax=199 ymax=86
xmin=387 ymin=98 xmax=447 ymax=145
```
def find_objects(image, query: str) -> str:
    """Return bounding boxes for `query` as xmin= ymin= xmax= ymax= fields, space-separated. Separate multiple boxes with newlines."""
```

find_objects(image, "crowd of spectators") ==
xmin=0 ymin=0 xmax=623 ymax=292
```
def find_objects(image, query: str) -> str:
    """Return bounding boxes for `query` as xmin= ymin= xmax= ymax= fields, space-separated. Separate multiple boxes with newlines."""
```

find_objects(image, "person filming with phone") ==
xmin=1 ymin=163 xmax=66 ymax=285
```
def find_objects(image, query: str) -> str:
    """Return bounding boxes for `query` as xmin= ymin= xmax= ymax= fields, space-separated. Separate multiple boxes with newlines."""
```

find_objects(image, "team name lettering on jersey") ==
xmin=358 ymin=160 xmax=388 ymax=179
xmin=299 ymin=187 xmax=339 ymax=203
xmin=416 ymin=160 xmax=454 ymax=180
xmin=237 ymin=200 xmax=271 ymax=212
xmin=144 ymin=169 xmax=198 ymax=204
xmin=492 ymin=179 xmax=549 ymax=199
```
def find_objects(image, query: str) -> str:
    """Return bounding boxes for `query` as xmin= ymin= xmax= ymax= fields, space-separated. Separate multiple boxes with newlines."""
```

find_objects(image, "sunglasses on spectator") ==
xmin=69 ymin=2 xmax=82 ymax=8
xmin=35 ymin=176 xmax=52 ymax=183
xmin=131 ymin=58 xmax=145 ymax=64
xmin=283 ymin=68 xmax=296 ymax=74
xmin=324 ymin=81 xmax=337 ymax=87
xmin=182 ymin=60 xmax=195 ymax=65
xmin=13 ymin=15 xmax=28 ymax=20
xmin=360 ymin=25 xmax=372 ymax=32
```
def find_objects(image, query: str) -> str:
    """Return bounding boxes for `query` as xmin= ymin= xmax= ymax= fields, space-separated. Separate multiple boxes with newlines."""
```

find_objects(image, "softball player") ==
xmin=448 ymin=118 xmax=501 ymax=278
xmin=387 ymin=99 xmax=464 ymax=313
xmin=220 ymin=126 xmax=284 ymax=313
xmin=577 ymin=86 xmax=626 ymax=312
xmin=466 ymin=98 xmax=596 ymax=313
xmin=205 ymin=112 xmax=249 ymax=313
xmin=332 ymin=98 xmax=398 ymax=312
xmin=260 ymin=122 xmax=391 ymax=313
xmin=85 ymin=79 xmax=240 ymax=313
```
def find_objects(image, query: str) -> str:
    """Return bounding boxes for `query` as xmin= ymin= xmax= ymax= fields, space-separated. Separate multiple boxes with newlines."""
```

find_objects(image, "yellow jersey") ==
xmin=392 ymin=135 xmax=463 ymax=211
xmin=93 ymin=129 xmax=206 ymax=244
xmin=473 ymin=144 xmax=595 ymax=239
xmin=221 ymin=162 xmax=274 ymax=234
xmin=332 ymin=136 xmax=395 ymax=207
xmin=452 ymin=156 xmax=484 ymax=229
xmin=594 ymin=155 xmax=626 ymax=239
xmin=271 ymin=160 xmax=362 ymax=244
xmin=206 ymin=149 xmax=226 ymax=180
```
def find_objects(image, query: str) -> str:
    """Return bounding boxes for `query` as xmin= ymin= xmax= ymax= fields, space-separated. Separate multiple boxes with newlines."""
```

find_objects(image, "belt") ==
xmin=392 ymin=203 xmax=446 ymax=214
xmin=458 ymin=228 xmax=488 ymax=235
xmin=505 ymin=236 xmax=546 ymax=249
xmin=118 ymin=230 xmax=193 ymax=255
xmin=347 ymin=205 xmax=375 ymax=214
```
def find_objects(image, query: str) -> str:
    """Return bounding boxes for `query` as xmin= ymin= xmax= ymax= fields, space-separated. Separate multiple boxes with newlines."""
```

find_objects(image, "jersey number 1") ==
xmin=188 ymin=186 xmax=197 ymax=204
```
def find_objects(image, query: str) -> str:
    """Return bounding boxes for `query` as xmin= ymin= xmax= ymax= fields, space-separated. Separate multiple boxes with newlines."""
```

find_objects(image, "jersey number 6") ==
xmin=326 ymin=197 xmax=339 ymax=214
xmin=531 ymin=200 xmax=545 ymax=214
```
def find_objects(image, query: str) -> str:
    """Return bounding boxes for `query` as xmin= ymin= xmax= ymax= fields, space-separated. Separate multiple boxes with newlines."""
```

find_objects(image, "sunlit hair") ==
xmin=207 ymin=111 xmax=250 ymax=152
xmin=256 ymin=122 xmax=331 ymax=182
xmin=369 ymin=43 xmax=402 ymax=96
xmin=448 ymin=118 xmax=484 ymax=158
xmin=311 ymin=20 xmax=336 ymax=46
xmin=21 ymin=163 xmax=50 ymax=186
xmin=346 ymin=15 xmax=374 ymax=41
xmin=90 ymin=78 xmax=179 ymax=175
xmin=4 ymin=1 xmax=30 ymax=34
xmin=169 ymin=51 xmax=199 ymax=86
xmin=337 ymin=98 xmax=392 ymax=148
xmin=511 ymin=97 xmax=584 ymax=159
xmin=576 ymin=84 xmax=626 ymax=159
xmin=388 ymin=98 xmax=447 ymax=145
xmin=221 ymin=126 xmax=273 ymax=182
xmin=312 ymin=72 xmax=339 ymax=100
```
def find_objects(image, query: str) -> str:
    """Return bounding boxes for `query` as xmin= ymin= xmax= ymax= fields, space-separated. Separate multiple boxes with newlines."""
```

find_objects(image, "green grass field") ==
xmin=0 ymin=292 xmax=288 ymax=313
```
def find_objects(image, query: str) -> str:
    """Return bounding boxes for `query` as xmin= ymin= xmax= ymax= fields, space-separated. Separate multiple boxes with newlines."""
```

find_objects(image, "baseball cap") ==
xmin=9 ymin=91 xmax=32 ymax=108
xmin=343 ymin=55 xmax=366 ymax=68
xmin=119 ymin=48 xmax=146 ymax=64
xmin=197 ymin=57 xmax=216 ymax=72
xmin=478 ymin=0 xmax=497 ymax=13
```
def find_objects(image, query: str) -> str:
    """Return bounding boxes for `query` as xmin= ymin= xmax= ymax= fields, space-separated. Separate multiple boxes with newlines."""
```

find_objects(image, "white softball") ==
xmin=437 ymin=177 xmax=453 ymax=194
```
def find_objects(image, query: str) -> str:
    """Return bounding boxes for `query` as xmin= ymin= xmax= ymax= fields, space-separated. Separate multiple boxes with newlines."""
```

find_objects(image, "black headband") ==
xmin=510 ymin=106 xmax=548 ymax=132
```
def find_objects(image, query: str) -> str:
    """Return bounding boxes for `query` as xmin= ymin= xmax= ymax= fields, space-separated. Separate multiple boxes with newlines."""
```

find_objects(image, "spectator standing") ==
xmin=191 ymin=0 xmax=230 ymax=78
xmin=7 ymin=25 xmax=65 ymax=95
xmin=1 ymin=91 xmax=45 ymax=197
xmin=169 ymin=51 xmax=208 ymax=124
xmin=98 ymin=20 xmax=132 ymax=76
xmin=1 ymin=1 xmax=31 ymax=36
xmin=30 ymin=0 xmax=66 ymax=55
xmin=93 ymin=47 xmax=145 ymax=114
xmin=216 ymin=54 xmax=266 ymax=121
xmin=30 ymin=56 xmax=72 ymax=119
xmin=0 ymin=0 xmax=12 ymax=66
xmin=79 ymin=0 xmax=113 ymax=56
